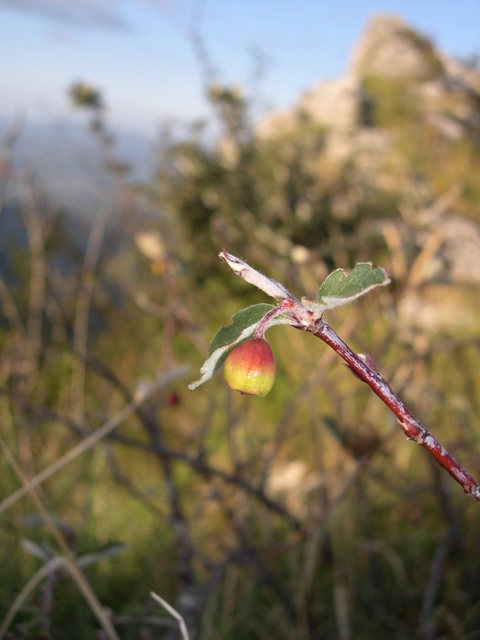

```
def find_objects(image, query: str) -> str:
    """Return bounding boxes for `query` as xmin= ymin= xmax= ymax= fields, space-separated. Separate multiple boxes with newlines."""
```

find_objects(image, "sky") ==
xmin=1 ymin=0 xmax=480 ymax=139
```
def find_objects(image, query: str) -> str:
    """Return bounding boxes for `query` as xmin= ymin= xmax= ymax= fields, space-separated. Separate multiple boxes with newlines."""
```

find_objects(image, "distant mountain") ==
xmin=0 ymin=117 xmax=155 ymax=217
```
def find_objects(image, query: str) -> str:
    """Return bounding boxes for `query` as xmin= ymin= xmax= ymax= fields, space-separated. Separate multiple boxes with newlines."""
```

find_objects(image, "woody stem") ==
xmin=308 ymin=319 xmax=480 ymax=502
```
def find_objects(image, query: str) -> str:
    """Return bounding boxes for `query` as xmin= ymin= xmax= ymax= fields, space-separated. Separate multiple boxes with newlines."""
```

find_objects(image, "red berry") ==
xmin=166 ymin=391 xmax=181 ymax=407
xmin=223 ymin=338 xmax=276 ymax=397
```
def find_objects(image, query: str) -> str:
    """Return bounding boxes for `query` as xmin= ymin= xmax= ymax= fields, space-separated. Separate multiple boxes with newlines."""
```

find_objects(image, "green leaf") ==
xmin=317 ymin=262 xmax=389 ymax=300
xmin=302 ymin=262 xmax=390 ymax=317
xmin=208 ymin=304 xmax=274 ymax=355
xmin=189 ymin=304 xmax=275 ymax=390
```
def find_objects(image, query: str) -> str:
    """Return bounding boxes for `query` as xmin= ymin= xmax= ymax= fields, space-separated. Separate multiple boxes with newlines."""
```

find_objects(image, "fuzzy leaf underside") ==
xmin=188 ymin=304 xmax=275 ymax=390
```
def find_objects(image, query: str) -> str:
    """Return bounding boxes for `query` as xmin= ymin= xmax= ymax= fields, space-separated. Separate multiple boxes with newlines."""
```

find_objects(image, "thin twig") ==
xmin=150 ymin=592 xmax=190 ymax=640
xmin=71 ymin=207 xmax=111 ymax=424
xmin=0 ymin=556 xmax=64 ymax=638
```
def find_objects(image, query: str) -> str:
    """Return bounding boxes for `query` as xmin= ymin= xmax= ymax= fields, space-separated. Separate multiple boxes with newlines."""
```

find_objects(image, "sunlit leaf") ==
xmin=302 ymin=262 xmax=390 ymax=317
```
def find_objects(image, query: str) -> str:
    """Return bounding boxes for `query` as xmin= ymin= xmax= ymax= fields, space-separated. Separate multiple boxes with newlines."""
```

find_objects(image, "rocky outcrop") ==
xmin=256 ymin=14 xmax=480 ymax=338
xmin=297 ymin=74 xmax=362 ymax=134
xmin=258 ymin=14 xmax=480 ymax=144
xmin=350 ymin=14 xmax=444 ymax=81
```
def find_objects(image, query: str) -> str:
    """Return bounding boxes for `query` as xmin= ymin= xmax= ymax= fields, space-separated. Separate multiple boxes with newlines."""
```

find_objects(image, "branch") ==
xmin=311 ymin=320 xmax=480 ymax=502
xmin=197 ymin=251 xmax=480 ymax=504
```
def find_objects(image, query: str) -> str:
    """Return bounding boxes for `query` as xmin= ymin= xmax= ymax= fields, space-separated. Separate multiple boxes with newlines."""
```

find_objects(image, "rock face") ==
xmin=350 ymin=14 xmax=443 ymax=81
xmin=299 ymin=74 xmax=362 ymax=135
xmin=256 ymin=14 xmax=480 ymax=338
xmin=258 ymin=14 xmax=480 ymax=143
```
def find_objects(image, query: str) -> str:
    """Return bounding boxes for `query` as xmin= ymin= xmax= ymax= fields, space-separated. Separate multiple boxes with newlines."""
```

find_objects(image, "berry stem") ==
xmin=254 ymin=305 xmax=284 ymax=340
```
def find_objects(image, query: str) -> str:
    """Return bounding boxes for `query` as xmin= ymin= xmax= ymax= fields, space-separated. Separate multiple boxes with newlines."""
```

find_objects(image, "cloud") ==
xmin=0 ymin=0 xmax=130 ymax=30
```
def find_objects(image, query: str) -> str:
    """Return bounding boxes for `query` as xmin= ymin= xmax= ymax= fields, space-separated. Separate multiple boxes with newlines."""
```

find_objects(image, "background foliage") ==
xmin=1 ymin=45 xmax=480 ymax=640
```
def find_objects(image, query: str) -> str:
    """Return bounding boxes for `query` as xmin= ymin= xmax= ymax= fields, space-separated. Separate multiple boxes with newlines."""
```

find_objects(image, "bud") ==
xmin=223 ymin=338 xmax=276 ymax=397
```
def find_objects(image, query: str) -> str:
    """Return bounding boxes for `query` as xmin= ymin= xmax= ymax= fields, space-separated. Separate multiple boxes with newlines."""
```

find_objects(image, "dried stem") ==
xmin=0 ymin=437 xmax=120 ymax=640
xmin=71 ymin=207 xmax=111 ymax=424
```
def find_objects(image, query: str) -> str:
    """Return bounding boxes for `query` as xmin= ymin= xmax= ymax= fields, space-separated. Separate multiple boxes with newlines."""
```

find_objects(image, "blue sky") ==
xmin=1 ymin=0 xmax=480 ymax=137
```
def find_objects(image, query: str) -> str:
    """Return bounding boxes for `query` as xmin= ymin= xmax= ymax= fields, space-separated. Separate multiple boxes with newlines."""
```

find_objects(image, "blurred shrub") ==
xmin=1 ymin=70 xmax=480 ymax=639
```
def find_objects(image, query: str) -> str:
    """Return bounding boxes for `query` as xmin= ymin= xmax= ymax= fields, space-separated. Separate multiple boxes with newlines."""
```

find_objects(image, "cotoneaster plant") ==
xmin=189 ymin=251 xmax=480 ymax=503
